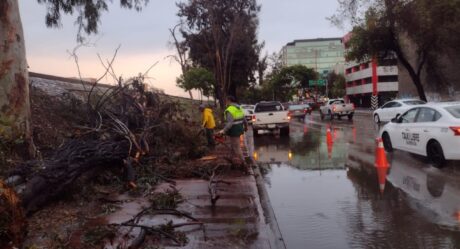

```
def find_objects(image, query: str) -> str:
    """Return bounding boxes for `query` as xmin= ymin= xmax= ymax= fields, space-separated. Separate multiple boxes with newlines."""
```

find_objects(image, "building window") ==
xmin=378 ymin=75 xmax=398 ymax=82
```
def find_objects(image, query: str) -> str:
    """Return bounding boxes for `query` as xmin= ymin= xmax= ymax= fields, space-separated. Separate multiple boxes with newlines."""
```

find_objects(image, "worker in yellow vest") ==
xmin=218 ymin=95 xmax=247 ymax=161
xmin=199 ymin=103 xmax=216 ymax=149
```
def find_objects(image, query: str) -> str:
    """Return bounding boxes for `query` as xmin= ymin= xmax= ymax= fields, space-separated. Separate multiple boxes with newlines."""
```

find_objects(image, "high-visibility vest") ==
xmin=224 ymin=104 xmax=245 ymax=137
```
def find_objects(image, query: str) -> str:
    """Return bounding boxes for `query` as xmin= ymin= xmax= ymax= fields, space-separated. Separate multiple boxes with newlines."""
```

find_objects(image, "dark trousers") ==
xmin=205 ymin=128 xmax=215 ymax=148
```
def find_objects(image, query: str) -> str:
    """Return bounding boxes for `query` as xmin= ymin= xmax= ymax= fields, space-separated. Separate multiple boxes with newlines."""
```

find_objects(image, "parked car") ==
xmin=373 ymin=99 xmax=426 ymax=123
xmin=241 ymin=104 xmax=255 ymax=123
xmin=319 ymin=98 xmax=355 ymax=120
xmin=288 ymin=103 xmax=312 ymax=120
xmin=380 ymin=102 xmax=460 ymax=167
xmin=252 ymin=101 xmax=290 ymax=136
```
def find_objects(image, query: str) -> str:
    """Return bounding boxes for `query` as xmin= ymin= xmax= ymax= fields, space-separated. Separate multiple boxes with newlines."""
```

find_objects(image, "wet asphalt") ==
xmin=247 ymin=113 xmax=460 ymax=249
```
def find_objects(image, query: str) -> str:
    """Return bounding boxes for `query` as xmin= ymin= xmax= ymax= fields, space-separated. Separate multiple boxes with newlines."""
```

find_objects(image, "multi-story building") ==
xmin=342 ymin=33 xmax=399 ymax=108
xmin=281 ymin=38 xmax=345 ymax=76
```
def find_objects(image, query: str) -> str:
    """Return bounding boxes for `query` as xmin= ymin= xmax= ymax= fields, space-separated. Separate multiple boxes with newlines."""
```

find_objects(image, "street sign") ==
xmin=308 ymin=79 xmax=326 ymax=86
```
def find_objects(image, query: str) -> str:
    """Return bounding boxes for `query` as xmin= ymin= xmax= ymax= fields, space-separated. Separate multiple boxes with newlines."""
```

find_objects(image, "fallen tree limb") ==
xmin=9 ymin=139 xmax=129 ymax=214
xmin=117 ymin=223 xmax=182 ymax=246
xmin=208 ymin=166 xmax=222 ymax=207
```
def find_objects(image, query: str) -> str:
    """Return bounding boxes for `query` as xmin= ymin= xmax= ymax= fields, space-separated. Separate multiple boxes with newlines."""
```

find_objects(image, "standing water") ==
xmin=249 ymin=117 xmax=460 ymax=249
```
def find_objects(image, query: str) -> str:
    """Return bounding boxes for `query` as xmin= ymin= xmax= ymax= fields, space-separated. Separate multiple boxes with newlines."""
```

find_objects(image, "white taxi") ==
xmin=373 ymin=99 xmax=426 ymax=123
xmin=380 ymin=102 xmax=460 ymax=167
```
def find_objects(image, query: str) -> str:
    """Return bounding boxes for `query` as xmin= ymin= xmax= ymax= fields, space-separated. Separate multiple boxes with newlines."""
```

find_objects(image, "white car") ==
xmin=380 ymin=102 xmax=460 ymax=167
xmin=241 ymin=104 xmax=255 ymax=123
xmin=373 ymin=99 xmax=426 ymax=123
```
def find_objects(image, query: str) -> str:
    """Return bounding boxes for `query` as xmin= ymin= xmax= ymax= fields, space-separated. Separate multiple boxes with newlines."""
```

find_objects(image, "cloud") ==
xmin=20 ymin=0 xmax=345 ymax=98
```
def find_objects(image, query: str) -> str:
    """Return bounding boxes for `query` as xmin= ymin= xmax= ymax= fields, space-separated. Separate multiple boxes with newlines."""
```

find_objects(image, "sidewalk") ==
xmin=154 ymin=136 xmax=285 ymax=249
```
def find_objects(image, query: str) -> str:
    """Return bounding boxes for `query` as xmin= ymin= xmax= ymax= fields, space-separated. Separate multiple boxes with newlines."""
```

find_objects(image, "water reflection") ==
xmin=251 ymin=119 xmax=460 ymax=249
xmin=252 ymin=124 xmax=350 ymax=171
xmin=347 ymin=145 xmax=460 ymax=231
xmin=344 ymin=162 xmax=460 ymax=249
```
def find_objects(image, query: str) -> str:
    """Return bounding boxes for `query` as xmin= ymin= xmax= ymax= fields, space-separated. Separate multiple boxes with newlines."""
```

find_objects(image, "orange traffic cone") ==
xmin=326 ymin=127 xmax=333 ymax=159
xmin=327 ymin=140 xmax=333 ymax=159
xmin=375 ymin=137 xmax=390 ymax=194
xmin=375 ymin=137 xmax=389 ymax=168
xmin=454 ymin=211 xmax=460 ymax=222
xmin=376 ymin=166 xmax=388 ymax=194
xmin=326 ymin=126 xmax=333 ymax=145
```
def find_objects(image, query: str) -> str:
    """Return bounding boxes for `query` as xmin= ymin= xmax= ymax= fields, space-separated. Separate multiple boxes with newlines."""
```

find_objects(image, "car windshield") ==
xmin=241 ymin=105 xmax=254 ymax=109
xmin=331 ymin=100 xmax=345 ymax=105
xmin=403 ymin=100 xmax=426 ymax=105
xmin=444 ymin=105 xmax=460 ymax=118
xmin=255 ymin=103 xmax=283 ymax=112
xmin=289 ymin=104 xmax=308 ymax=110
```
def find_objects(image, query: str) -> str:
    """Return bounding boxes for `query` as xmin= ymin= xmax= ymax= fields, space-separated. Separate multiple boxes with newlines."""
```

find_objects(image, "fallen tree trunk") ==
xmin=8 ymin=138 xmax=130 ymax=214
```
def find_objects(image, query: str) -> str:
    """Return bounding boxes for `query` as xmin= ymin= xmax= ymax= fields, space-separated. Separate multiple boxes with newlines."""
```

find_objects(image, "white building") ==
xmin=342 ymin=33 xmax=399 ymax=108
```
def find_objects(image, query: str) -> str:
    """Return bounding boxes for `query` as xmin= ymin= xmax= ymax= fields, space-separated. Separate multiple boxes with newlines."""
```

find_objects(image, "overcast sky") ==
xmin=19 ymin=0 xmax=346 ymax=97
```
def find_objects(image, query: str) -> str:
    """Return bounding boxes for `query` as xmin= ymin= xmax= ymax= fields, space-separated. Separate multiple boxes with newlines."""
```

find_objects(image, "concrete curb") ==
xmin=252 ymin=165 xmax=287 ymax=249
xmin=242 ymin=137 xmax=287 ymax=249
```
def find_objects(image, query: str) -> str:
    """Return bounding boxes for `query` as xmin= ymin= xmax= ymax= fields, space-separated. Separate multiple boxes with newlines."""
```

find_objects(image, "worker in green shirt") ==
xmin=218 ymin=95 xmax=247 ymax=162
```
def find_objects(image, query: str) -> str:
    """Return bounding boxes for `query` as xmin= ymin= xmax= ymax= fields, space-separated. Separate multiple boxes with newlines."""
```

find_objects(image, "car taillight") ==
xmin=287 ymin=114 xmax=291 ymax=120
xmin=288 ymin=111 xmax=292 ymax=116
xmin=450 ymin=127 xmax=460 ymax=136
xmin=351 ymin=103 xmax=355 ymax=110
xmin=252 ymin=115 xmax=256 ymax=122
xmin=332 ymin=105 xmax=336 ymax=112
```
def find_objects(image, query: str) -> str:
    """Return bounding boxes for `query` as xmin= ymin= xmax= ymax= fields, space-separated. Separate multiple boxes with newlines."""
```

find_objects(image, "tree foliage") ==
xmin=37 ymin=0 xmax=149 ymax=41
xmin=333 ymin=0 xmax=460 ymax=101
xmin=176 ymin=0 xmax=262 ymax=107
xmin=265 ymin=65 xmax=317 ymax=102
xmin=327 ymin=72 xmax=346 ymax=98
xmin=0 ymin=0 xmax=151 ymax=157
xmin=176 ymin=67 xmax=215 ymax=98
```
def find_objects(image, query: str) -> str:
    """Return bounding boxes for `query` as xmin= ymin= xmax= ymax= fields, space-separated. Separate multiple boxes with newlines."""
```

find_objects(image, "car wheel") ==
xmin=329 ymin=110 xmax=334 ymax=120
xmin=253 ymin=128 xmax=260 ymax=137
xmin=348 ymin=114 xmax=353 ymax=121
xmin=427 ymin=140 xmax=445 ymax=168
xmin=374 ymin=114 xmax=380 ymax=123
xmin=382 ymin=132 xmax=393 ymax=152
xmin=320 ymin=111 xmax=324 ymax=120
xmin=337 ymin=114 xmax=342 ymax=120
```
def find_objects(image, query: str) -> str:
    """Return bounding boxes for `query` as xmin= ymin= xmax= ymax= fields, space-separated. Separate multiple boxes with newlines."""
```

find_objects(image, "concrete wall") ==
xmin=29 ymin=72 xmax=114 ymax=102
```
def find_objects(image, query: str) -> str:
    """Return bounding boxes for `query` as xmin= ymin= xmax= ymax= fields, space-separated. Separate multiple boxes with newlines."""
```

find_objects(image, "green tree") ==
xmin=266 ymin=65 xmax=317 ymax=102
xmin=176 ymin=67 xmax=215 ymax=100
xmin=327 ymin=72 xmax=346 ymax=98
xmin=0 ymin=0 xmax=148 ymax=157
xmin=344 ymin=4 xmax=429 ymax=101
xmin=177 ymin=0 xmax=262 ymax=108
xmin=331 ymin=0 xmax=460 ymax=102
xmin=169 ymin=23 xmax=193 ymax=99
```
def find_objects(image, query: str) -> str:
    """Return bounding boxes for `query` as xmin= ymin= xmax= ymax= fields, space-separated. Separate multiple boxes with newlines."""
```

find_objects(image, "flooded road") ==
xmin=248 ymin=114 xmax=460 ymax=249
